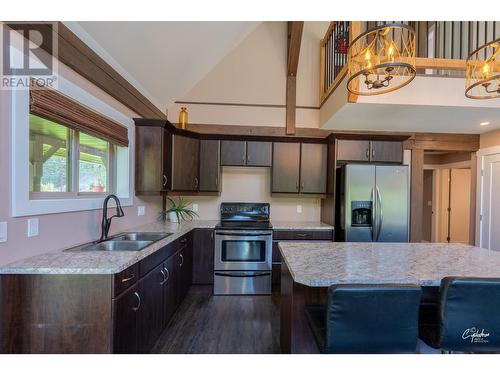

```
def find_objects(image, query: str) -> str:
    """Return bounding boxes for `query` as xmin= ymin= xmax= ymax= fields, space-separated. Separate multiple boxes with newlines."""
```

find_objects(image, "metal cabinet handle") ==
xmin=163 ymin=266 xmax=170 ymax=282
xmin=366 ymin=148 xmax=370 ymax=159
xmin=121 ymin=274 xmax=135 ymax=283
xmin=372 ymin=148 xmax=375 ymax=159
xmin=180 ymin=238 xmax=188 ymax=244
xmin=194 ymin=177 xmax=199 ymax=189
xmin=301 ymin=182 xmax=304 ymax=191
xmin=296 ymin=233 xmax=307 ymax=238
xmin=132 ymin=292 xmax=141 ymax=312
xmin=179 ymin=253 xmax=184 ymax=267
xmin=296 ymin=181 xmax=299 ymax=192
xmin=163 ymin=174 xmax=167 ymax=187
xmin=160 ymin=269 xmax=167 ymax=285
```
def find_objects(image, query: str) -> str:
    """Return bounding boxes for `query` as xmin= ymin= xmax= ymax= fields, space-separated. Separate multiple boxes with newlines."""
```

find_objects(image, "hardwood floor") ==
xmin=151 ymin=285 xmax=281 ymax=354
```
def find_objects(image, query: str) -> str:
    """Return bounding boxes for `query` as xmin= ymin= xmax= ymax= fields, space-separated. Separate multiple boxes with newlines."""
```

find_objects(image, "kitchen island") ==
xmin=279 ymin=241 xmax=500 ymax=353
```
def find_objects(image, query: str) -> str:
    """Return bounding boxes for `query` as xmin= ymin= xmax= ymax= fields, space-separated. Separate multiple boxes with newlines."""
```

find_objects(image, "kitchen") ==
xmin=3 ymin=3 xmax=500 ymax=374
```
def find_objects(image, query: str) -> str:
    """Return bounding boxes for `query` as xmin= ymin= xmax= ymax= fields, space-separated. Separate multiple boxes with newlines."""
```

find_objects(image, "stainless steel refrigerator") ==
xmin=337 ymin=164 xmax=409 ymax=242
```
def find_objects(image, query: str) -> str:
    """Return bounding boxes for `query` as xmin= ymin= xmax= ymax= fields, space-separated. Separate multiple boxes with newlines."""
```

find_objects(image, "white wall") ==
xmin=167 ymin=22 xmax=324 ymax=128
xmin=183 ymin=167 xmax=321 ymax=221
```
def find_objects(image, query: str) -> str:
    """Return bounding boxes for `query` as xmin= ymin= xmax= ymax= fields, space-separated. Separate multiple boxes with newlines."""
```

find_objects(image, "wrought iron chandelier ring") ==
xmin=465 ymin=37 xmax=500 ymax=99
xmin=347 ymin=23 xmax=416 ymax=96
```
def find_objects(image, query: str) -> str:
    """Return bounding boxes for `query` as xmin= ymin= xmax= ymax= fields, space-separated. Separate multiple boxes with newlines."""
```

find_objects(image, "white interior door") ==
xmin=449 ymin=169 xmax=471 ymax=244
xmin=480 ymin=154 xmax=500 ymax=250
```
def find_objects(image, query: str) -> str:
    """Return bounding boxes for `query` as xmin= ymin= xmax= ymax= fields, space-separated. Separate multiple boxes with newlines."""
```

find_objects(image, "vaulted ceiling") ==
xmin=65 ymin=21 xmax=260 ymax=111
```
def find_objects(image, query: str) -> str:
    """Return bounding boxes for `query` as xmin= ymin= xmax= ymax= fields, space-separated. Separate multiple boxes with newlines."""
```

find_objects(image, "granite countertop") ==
xmin=279 ymin=242 xmax=500 ymax=287
xmin=0 ymin=220 xmax=333 ymax=275
xmin=0 ymin=220 xmax=218 ymax=275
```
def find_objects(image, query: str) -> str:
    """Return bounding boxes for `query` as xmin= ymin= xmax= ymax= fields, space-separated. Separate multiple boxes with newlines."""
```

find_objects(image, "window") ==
xmin=29 ymin=113 xmax=120 ymax=197
xmin=12 ymin=79 xmax=133 ymax=217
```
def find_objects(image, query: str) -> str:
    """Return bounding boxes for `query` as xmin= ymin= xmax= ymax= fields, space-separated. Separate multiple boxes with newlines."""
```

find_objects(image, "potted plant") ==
xmin=160 ymin=197 xmax=198 ymax=223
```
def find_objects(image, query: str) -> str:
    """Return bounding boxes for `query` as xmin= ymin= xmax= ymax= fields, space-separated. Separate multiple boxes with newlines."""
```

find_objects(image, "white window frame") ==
xmin=11 ymin=74 xmax=134 ymax=217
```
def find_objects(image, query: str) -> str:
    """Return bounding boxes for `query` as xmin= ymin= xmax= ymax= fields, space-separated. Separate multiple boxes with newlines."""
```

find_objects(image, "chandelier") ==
xmin=347 ymin=23 xmax=416 ymax=95
xmin=466 ymin=38 xmax=500 ymax=99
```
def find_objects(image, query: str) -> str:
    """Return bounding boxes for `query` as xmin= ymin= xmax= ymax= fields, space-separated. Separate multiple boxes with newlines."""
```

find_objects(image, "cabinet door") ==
xmin=220 ymin=140 xmax=246 ymax=166
xmin=246 ymin=141 xmax=272 ymax=167
xmin=172 ymin=134 xmax=200 ymax=191
xmin=300 ymin=143 xmax=327 ymax=194
xmin=179 ymin=234 xmax=193 ymax=300
xmin=137 ymin=263 xmax=165 ymax=353
xmin=272 ymin=142 xmax=300 ymax=193
xmin=370 ymin=141 xmax=403 ymax=163
xmin=135 ymin=125 xmax=167 ymax=194
xmin=163 ymin=255 xmax=177 ymax=327
xmin=337 ymin=139 xmax=370 ymax=162
xmin=192 ymin=229 xmax=214 ymax=284
xmin=112 ymin=284 xmax=140 ymax=354
xmin=199 ymin=140 xmax=220 ymax=192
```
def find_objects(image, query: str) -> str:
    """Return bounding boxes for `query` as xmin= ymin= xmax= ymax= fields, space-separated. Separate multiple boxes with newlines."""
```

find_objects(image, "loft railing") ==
xmin=320 ymin=21 xmax=500 ymax=104
xmin=319 ymin=21 xmax=349 ymax=104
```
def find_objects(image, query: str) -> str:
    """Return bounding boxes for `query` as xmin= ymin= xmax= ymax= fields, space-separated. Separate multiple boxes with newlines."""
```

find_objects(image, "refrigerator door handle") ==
xmin=371 ymin=187 xmax=376 ymax=241
xmin=376 ymin=185 xmax=383 ymax=241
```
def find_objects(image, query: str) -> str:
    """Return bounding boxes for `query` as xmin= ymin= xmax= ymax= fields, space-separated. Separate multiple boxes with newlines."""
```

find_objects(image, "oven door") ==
xmin=214 ymin=230 xmax=272 ymax=271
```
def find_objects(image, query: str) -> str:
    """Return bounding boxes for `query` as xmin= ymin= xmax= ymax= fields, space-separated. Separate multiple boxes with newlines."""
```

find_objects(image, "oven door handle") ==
xmin=214 ymin=272 xmax=271 ymax=278
xmin=215 ymin=231 xmax=272 ymax=237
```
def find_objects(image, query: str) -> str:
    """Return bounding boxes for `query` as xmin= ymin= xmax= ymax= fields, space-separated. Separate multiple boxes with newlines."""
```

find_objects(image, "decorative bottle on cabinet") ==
xmin=178 ymin=107 xmax=188 ymax=129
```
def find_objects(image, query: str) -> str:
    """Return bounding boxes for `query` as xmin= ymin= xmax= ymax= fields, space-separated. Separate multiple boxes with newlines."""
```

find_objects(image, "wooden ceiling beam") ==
xmin=286 ymin=21 xmax=304 ymax=136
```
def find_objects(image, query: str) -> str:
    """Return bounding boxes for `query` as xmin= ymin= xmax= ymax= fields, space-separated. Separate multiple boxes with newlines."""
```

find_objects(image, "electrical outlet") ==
xmin=137 ymin=206 xmax=146 ymax=216
xmin=296 ymin=205 xmax=302 ymax=214
xmin=27 ymin=218 xmax=39 ymax=237
xmin=0 ymin=222 xmax=7 ymax=243
xmin=192 ymin=203 xmax=199 ymax=212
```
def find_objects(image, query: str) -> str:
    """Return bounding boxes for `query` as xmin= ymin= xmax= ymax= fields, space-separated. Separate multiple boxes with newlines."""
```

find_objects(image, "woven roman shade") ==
xmin=30 ymin=83 xmax=129 ymax=147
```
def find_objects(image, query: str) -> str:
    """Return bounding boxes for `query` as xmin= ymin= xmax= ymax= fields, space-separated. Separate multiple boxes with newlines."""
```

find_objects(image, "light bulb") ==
xmin=387 ymin=43 xmax=395 ymax=63
xmin=482 ymin=62 xmax=490 ymax=79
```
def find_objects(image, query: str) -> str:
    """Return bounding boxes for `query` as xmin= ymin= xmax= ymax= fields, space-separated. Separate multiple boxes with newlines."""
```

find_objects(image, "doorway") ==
xmin=478 ymin=153 xmax=500 ymax=250
xmin=422 ymin=152 xmax=472 ymax=243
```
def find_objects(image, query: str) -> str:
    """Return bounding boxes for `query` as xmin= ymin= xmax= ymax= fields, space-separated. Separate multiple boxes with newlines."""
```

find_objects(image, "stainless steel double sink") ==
xmin=69 ymin=232 xmax=172 ymax=252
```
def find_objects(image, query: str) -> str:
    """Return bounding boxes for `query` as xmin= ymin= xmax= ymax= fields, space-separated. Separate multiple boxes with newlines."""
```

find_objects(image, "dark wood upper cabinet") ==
xmin=300 ymin=143 xmax=327 ymax=193
xmin=272 ymin=142 xmax=300 ymax=193
xmin=337 ymin=139 xmax=403 ymax=163
xmin=246 ymin=141 xmax=272 ymax=167
xmin=112 ymin=284 xmax=139 ymax=354
xmin=135 ymin=125 xmax=170 ymax=194
xmin=370 ymin=141 xmax=403 ymax=163
xmin=337 ymin=139 xmax=370 ymax=162
xmin=199 ymin=140 xmax=220 ymax=192
xmin=171 ymin=134 xmax=200 ymax=191
xmin=220 ymin=140 xmax=246 ymax=166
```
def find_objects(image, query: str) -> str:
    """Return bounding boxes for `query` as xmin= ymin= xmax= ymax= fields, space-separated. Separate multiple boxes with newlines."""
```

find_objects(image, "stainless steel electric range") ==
xmin=213 ymin=202 xmax=273 ymax=295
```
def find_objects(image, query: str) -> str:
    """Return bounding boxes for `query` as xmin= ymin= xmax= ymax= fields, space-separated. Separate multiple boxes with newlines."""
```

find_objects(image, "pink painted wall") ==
xmin=0 ymin=62 xmax=162 ymax=266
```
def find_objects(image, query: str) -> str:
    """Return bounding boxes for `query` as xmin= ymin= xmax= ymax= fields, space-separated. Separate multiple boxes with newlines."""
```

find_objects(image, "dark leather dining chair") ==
xmin=305 ymin=284 xmax=422 ymax=354
xmin=419 ymin=277 xmax=500 ymax=353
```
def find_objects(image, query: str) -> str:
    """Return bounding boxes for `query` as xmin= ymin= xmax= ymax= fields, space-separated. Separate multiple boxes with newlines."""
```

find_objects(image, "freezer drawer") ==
xmin=213 ymin=271 xmax=272 ymax=295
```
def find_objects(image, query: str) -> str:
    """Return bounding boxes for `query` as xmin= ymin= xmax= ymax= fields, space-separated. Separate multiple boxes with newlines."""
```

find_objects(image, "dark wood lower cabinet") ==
xmin=113 ymin=284 xmax=139 ymax=354
xmin=192 ymin=229 xmax=214 ymax=284
xmin=0 ymin=235 xmax=196 ymax=354
xmin=137 ymin=263 xmax=166 ymax=353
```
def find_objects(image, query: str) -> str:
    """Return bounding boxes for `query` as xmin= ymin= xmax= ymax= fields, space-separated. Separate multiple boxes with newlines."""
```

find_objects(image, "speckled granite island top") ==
xmin=279 ymin=242 xmax=500 ymax=287
xmin=0 ymin=220 xmax=333 ymax=275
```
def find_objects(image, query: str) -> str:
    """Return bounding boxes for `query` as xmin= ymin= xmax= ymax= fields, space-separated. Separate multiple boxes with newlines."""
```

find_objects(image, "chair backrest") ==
xmin=324 ymin=284 xmax=422 ymax=354
xmin=438 ymin=277 xmax=500 ymax=352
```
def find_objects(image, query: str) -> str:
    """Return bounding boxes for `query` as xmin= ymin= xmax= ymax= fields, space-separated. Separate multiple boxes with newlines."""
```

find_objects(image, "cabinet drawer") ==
xmin=113 ymin=263 xmax=139 ymax=297
xmin=273 ymin=230 xmax=333 ymax=241
xmin=139 ymin=242 xmax=176 ymax=278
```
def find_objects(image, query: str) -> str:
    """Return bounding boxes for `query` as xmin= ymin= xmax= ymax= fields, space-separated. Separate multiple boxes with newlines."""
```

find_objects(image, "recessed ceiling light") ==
xmin=480 ymin=122 xmax=491 ymax=126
